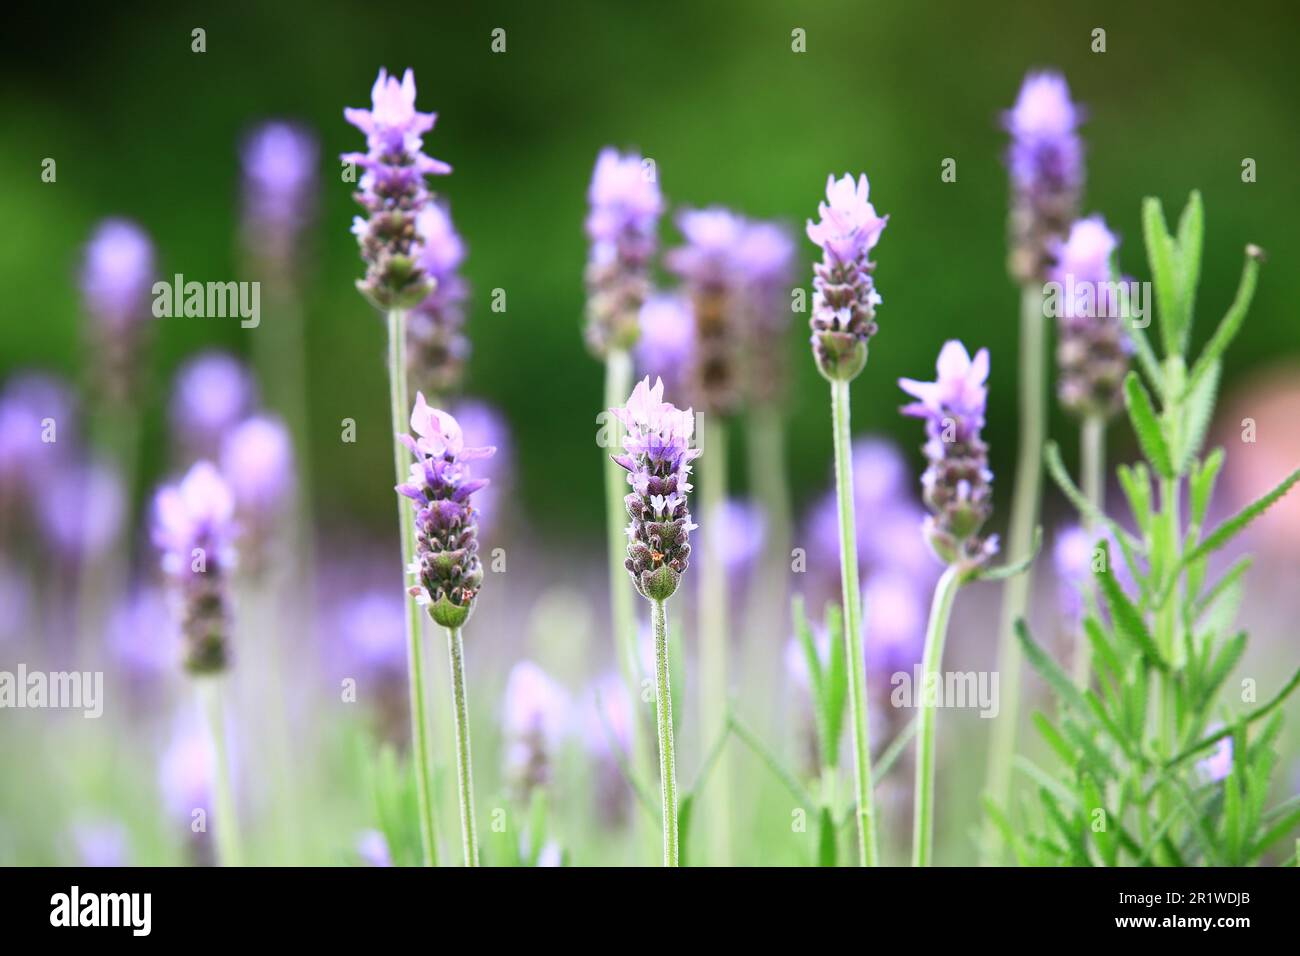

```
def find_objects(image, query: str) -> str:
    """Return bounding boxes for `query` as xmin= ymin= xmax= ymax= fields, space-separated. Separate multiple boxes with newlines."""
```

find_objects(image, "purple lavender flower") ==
xmin=610 ymin=376 xmax=701 ymax=602
xmin=70 ymin=821 xmax=130 ymax=867
xmin=240 ymin=121 xmax=319 ymax=268
xmin=159 ymin=712 xmax=216 ymax=821
xmin=706 ymin=497 xmax=766 ymax=577
xmin=900 ymin=341 xmax=998 ymax=569
xmin=447 ymin=399 xmax=511 ymax=539
xmin=583 ymin=148 xmax=663 ymax=357
xmin=152 ymin=461 xmax=237 ymax=673
xmin=356 ymin=829 xmax=394 ymax=866
xmin=334 ymin=588 xmax=407 ymax=676
xmin=1053 ymin=524 xmax=1093 ymax=627
xmin=666 ymin=208 xmax=747 ymax=414
xmin=806 ymin=174 xmax=888 ymax=382
xmin=1049 ymin=215 xmax=1130 ymax=417
xmin=108 ymin=586 xmax=179 ymax=681
xmin=408 ymin=203 xmax=470 ymax=397
xmin=736 ymin=220 xmax=796 ymax=404
xmin=0 ymin=374 xmax=76 ymax=512
xmin=502 ymin=660 xmax=571 ymax=800
xmin=1199 ymin=730 xmax=1233 ymax=782
xmin=220 ymin=415 xmax=294 ymax=545
xmin=37 ymin=456 xmax=124 ymax=565
xmin=1004 ymin=71 xmax=1084 ymax=284
xmin=344 ymin=68 xmax=451 ymax=309
xmin=396 ymin=394 xmax=494 ymax=628
xmin=634 ymin=293 xmax=695 ymax=395
xmin=80 ymin=219 xmax=157 ymax=402
xmin=864 ymin=570 xmax=927 ymax=676
xmin=581 ymin=674 xmax=634 ymax=826
xmin=170 ymin=351 xmax=256 ymax=460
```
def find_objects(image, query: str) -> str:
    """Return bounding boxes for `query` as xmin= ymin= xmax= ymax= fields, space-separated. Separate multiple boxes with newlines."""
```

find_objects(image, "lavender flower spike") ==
xmin=584 ymin=148 xmax=663 ymax=357
xmin=344 ymin=68 xmax=451 ymax=310
xmin=396 ymin=394 xmax=495 ymax=628
xmin=407 ymin=203 xmax=470 ymax=397
xmin=610 ymin=376 xmax=700 ymax=603
xmin=1050 ymin=215 xmax=1129 ymax=418
xmin=1005 ymin=71 xmax=1084 ymax=284
xmin=80 ymin=218 xmax=156 ymax=401
xmin=152 ymin=461 xmax=237 ymax=673
xmin=900 ymin=341 xmax=998 ymax=570
xmin=240 ymin=121 xmax=318 ymax=269
xmin=806 ymin=174 xmax=888 ymax=382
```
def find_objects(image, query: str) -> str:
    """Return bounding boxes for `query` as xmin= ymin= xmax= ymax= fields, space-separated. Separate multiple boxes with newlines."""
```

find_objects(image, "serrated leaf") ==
xmin=1177 ymin=360 xmax=1219 ymax=476
xmin=1117 ymin=462 xmax=1153 ymax=538
xmin=1189 ymin=447 xmax=1225 ymax=528
xmin=1181 ymin=466 xmax=1300 ymax=569
xmin=1196 ymin=632 xmax=1246 ymax=712
xmin=823 ymin=602 xmax=848 ymax=765
xmin=1174 ymin=190 xmax=1204 ymax=348
xmin=1142 ymin=196 xmax=1181 ymax=356
xmin=1124 ymin=371 xmax=1174 ymax=478
xmin=1251 ymin=806 xmax=1300 ymax=862
xmin=1015 ymin=619 xmax=1092 ymax=720
xmin=1045 ymin=442 xmax=1143 ymax=566
xmin=1095 ymin=541 xmax=1167 ymax=670
xmin=1184 ymin=247 xmax=1261 ymax=401
xmin=1082 ymin=774 xmax=1119 ymax=867
xmin=1032 ymin=711 xmax=1078 ymax=769
xmin=816 ymin=806 xmax=837 ymax=867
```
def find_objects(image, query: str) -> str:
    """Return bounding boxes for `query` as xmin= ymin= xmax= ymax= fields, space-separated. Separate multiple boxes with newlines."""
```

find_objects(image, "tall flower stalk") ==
xmin=610 ymin=376 xmax=700 ymax=866
xmin=345 ymin=66 xmax=451 ymax=866
xmin=397 ymin=396 xmax=494 ymax=866
xmin=805 ymin=172 xmax=889 ymax=865
xmin=985 ymin=72 xmax=1083 ymax=860
xmin=152 ymin=461 xmax=242 ymax=866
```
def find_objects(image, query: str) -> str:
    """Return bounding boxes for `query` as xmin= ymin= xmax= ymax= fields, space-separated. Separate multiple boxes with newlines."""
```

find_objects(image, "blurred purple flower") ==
xmin=80 ymin=219 xmax=157 ymax=402
xmin=705 ymin=497 xmax=766 ymax=577
xmin=170 ymin=351 xmax=256 ymax=459
xmin=335 ymin=588 xmax=407 ymax=676
xmin=864 ymin=569 xmax=926 ymax=676
xmin=220 ymin=415 xmax=294 ymax=540
xmin=355 ymin=829 xmax=393 ymax=866
xmin=1199 ymin=731 xmax=1233 ymax=783
xmin=503 ymin=660 xmax=571 ymax=799
xmin=0 ymin=373 xmax=76 ymax=502
xmin=408 ymin=202 xmax=470 ymax=397
xmin=447 ymin=399 xmax=510 ymax=539
xmin=240 ymin=120 xmax=319 ymax=265
xmin=159 ymin=713 xmax=216 ymax=821
xmin=108 ymin=586 xmax=179 ymax=680
xmin=737 ymin=219 xmax=796 ymax=404
xmin=37 ymin=456 xmax=124 ymax=565
xmin=70 ymin=820 xmax=130 ymax=867
xmin=634 ymin=293 xmax=695 ymax=396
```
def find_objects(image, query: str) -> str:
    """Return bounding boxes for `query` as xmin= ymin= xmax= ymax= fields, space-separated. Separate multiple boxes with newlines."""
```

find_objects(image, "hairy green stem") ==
xmin=1074 ymin=414 xmax=1107 ymax=686
xmin=913 ymin=566 xmax=963 ymax=867
xmin=200 ymin=677 xmax=243 ymax=867
xmin=387 ymin=307 xmax=440 ymax=867
xmin=652 ymin=598 xmax=679 ymax=866
xmin=830 ymin=378 xmax=879 ymax=866
xmin=982 ymin=284 xmax=1046 ymax=863
xmin=698 ymin=415 xmax=732 ymax=864
xmin=446 ymin=625 xmax=479 ymax=866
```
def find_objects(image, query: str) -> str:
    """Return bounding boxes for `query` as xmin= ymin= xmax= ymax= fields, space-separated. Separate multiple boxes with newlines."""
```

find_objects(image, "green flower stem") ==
xmin=830 ymin=378 xmax=879 ymax=866
xmin=982 ymin=283 xmax=1046 ymax=863
xmin=746 ymin=405 xmax=793 ymax=640
xmin=1074 ymin=414 xmax=1107 ymax=686
xmin=698 ymin=414 xmax=732 ymax=864
xmin=446 ymin=625 xmax=479 ymax=866
xmin=651 ymin=598 xmax=679 ymax=866
xmin=386 ymin=307 xmax=440 ymax=868
xmin=912 ymin=565 xmax=963 ymax=867
xmin=200 ymin=677 xmax=243 ymax=867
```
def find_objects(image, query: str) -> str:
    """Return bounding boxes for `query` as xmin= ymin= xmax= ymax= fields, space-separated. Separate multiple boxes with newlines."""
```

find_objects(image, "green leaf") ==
xmin=1095 ymin=541 xmax=1167 ymax=670
xmin=1189 ymin=447 xmax=1225 ymax=529
xmin=1177 ymin=359 xmax=1219 ymax=476
xmin=1032 ymin=711 xmax=1078 ymax=769
xmin=1142 ymin=196 xmax=1181 ymax=357
xmin=1045 ymin=442 xmax=1143 ymax=563
xmin=1167 ymin=666 xmax=1300 ymax=769
xmin=816 ymin=807 xmax=838 ymax=867
xmin=982 ymin=797 xmax=1028 ymax=867
xmin=1196 ymin=632 xmax=1246 ymax=712
xmin=1082 ymin=774 xmax=1119 ymax=867
xmin=1124 ymin=371 xmax=1174 ymax=478
xmin=1181 ymin=466 xmax=1300 ymax=569
xmin=823 ymin=602 xmax=848 ymax=765
xmin=1117 ymin=462 xmax=1153 ymax=538
xmin=1174 ymin=190 xmax=1204 ymax=349
xmin=1252 ymin=806 xmax=1300 ymax=862
xmin=1193 ymin=554 xmax=1252 ymax=622
xmin=1184 ymin=246 xmax=1262 ymax=401
xmin=1125 ymin=319 xmax=1165 ymax=396
xmin=1016 ymin=619 xmax=1091 ymax=719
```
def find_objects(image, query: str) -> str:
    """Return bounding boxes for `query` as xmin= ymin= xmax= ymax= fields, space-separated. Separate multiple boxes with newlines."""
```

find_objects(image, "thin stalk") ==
xmin=1074 ymin=414 xmax=1107 ymax=686
xmin=698 ymin=415 xmax=731 ymax=864
xmin=982 ymin=283 xmax=1047 ymax=863
xmin=200 ymin=677 xmax=243 ymax=867
xmin=651 ymin=598 xmax=679 ymax=866
xmin=830 ymin=378 xmax=879 ymax=866
xmin=745 ymin=405 xmax=793 ymax=644
xmin=386 ymin=307 xmax=440 ymax=867
xmin=912 ymin=565 xmax=963 ymax=867
xmin=446 ymin=626 xmax=479 ymax=866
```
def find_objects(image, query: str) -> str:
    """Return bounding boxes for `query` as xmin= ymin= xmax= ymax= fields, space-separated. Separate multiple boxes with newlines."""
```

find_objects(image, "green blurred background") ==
xmin=3 ymin=0 xmax=1298 ymax=534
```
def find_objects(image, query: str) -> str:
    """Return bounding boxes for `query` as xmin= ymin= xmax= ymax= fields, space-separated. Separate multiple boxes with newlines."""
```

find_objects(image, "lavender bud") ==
xmin=1049 ymin=216 xmax=1130 ymax=418
xmin=395 ymin=394 xmax=495 ymax=629
xmin=343 ymin=68 xmax=451 ymax=310
xmin=610 ymin=376 xmax=700 ymax=602
xmin=151 ymin=461 xmax=237 ymax=674
xmin=805 ymin=174 xmax=888 ymax=382
xmin=80 ymin=219 xmax=157 ymax=403
xmin=407 ymin=203 xmax=470 ymax=396
xmin=899 ymin=342 xmax=998 ymax=570
xmin=1005 ymin=71 xmax=1084 ymax=285
xmin=583 ymin=148 xmax=663 ymax=357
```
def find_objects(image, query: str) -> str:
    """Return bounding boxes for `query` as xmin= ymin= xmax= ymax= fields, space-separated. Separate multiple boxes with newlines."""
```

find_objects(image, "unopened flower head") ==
xmin=343 ymin=68 xmax=451 ymax=309
xmin=1005 ymin=71 xmax=1084 ymax=284
xmin=240 ymin=120 xmax=318 ymax=268
xmin=407 ymin=203 xmax=470 ymax=397
xmin=152 ymin=461 xmax=237 ymax=674
xmin=1049 ymin=215 xmax=1130 ymax=418
xmin=899 ymin=341 xmax=997 ymax=569
xmin=610 ymin=376 xmax=700 ymax=602
xmin=737 ymin=220 xmax=796 ymax=404
xmin=806 ymin=174 xmax=888 ymax=382
xmin=502 ymin=660 xmax=571 ymax=801
xmin=583 ymin=148 xmax=663 ymax=357
xmin=667 ymin=207 xmax=747 ymax=414
xmin=396 ymin=394 xmax=494 ymax=628
xmin=80 ymin=219 xmax=157 ymax=402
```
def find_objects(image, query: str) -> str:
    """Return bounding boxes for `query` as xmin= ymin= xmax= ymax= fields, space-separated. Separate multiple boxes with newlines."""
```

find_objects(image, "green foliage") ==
xmin=1010 ymin=194 xmax=1300 ymax=866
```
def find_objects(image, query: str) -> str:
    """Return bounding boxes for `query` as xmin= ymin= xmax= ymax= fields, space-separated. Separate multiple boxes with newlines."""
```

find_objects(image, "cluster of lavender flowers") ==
xmin=408 ymin=204 xmax=470 ymax=397
xmin=152 ymin=461 xmax=238 ymax=673
xmin=396 ymin=394 xmax=495 ymax=628
xmin=584 ymin=149 xmax=663 ymax=357
xmin=806 ymin=174 xmax=889 ymax=382
xmin=899 ymin=342 xmax=998 ymax=570
xmin=1005 ymin=72 xmax=1083 ymax=284
xmin=611 ymin=376 xmax=700 ymax=602
xmin=80 ymin=219 xmax=156 ymax=402
xmin=1050 ymin=216 xmax=1130 ymax=417
xmin=344 ymin=68 xmax=451 ymax=309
